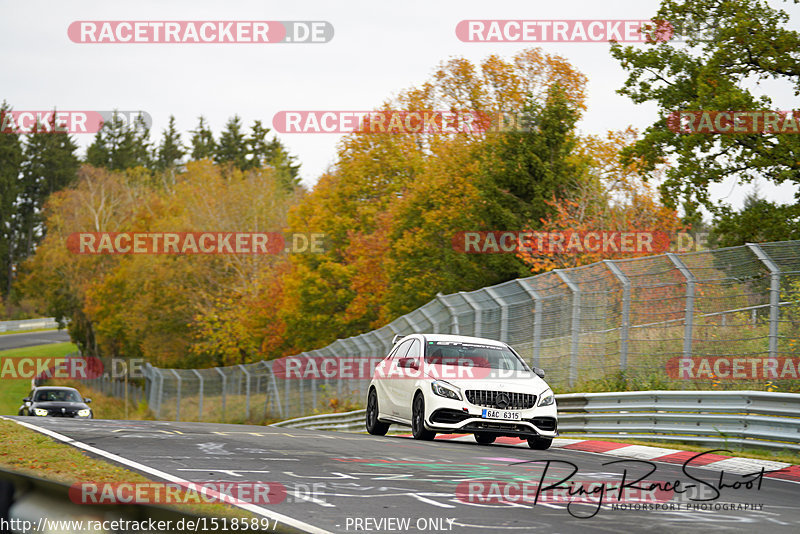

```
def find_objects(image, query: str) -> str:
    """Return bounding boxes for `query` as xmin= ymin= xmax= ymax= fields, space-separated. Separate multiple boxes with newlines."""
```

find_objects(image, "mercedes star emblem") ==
xmin=495 ymin=393 xmax=510 ymax=409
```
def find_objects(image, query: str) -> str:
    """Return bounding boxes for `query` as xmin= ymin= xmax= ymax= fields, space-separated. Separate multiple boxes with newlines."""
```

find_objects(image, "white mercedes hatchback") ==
xmin=365 ymin=334 xmax=557 ymax=449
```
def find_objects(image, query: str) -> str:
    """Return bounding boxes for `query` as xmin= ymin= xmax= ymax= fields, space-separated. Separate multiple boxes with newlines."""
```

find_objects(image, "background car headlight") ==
xmin=77 ymin=409 xmax=91 ymax=417
xmin=34 ymin=408 xmax=48 ymax=416
xmin=538 ymin=391 xmax=555 ymax=406
xmin=431 ymin=381 xmax=462 ymax=400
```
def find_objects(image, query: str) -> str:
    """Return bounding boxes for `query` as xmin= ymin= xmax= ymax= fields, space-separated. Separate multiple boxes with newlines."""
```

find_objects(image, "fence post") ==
xmin=515 ymin=280 xmax=542 ymax=368
xmin=284 ymin=358 xmax=290 ymax=418
xmin=747 ymin=243 xmax=781 ymax=358
xmin=155 ymin=368 xmax=165 ymax=419
xmin=143 ymin=363 xmax=152 ymax=404
xmin=461 ymin=292 xmax=481 ymax=337
xmin=484 ymin=287 xmax=508 ymax=342
xmin=604 ymin=260 xmax=631 ymax=372
xmin=238 ymin=364 xmax=251 ymax=420
xmin=170 ymin=369 xmax=182 ymax=421
xmin=418 ymin=305 xmax=438 ymax=334
xmin=260 ymin=361 xmax=271 ymax=419
xmin=214 ymin=367 xmax=226 ymax=422
xmin=667 ymin=253 xmax=696 ymax=359
xmin=436 ymin=294 xmax=460 ymax=334
xmin=556 ymin=270 xmax=581 ymax=386
xmin=404 ymin=313 xmax=424 ymax=333
xmin=192 ymin=369 xmax=203 ymax=421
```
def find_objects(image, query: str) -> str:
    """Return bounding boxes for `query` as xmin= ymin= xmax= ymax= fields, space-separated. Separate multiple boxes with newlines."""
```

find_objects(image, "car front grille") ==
xmin=465 ymin=390 xmax=536 ymax=410
xmin=48 ymin=409 xmax=78 ymax=417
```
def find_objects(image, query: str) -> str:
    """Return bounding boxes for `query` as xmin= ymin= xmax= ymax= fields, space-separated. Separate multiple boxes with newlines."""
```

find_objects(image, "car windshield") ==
xmin=34 ymin=390 xmax=82 ymax=402
xmin=425 ymin=341 xmax=530 ymax=371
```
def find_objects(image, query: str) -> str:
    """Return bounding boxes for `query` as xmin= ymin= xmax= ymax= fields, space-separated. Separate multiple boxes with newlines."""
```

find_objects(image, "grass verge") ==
xmin=0 ymin=418 xmax=252 ymax=518
xmin=0 ymin=342 xmax=77 ymax=415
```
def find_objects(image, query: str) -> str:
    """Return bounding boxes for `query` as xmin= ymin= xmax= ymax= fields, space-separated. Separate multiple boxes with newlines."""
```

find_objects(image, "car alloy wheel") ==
xmin=527 ymin=436 xmax=553 ymax=450
xmin=411 ymin=394 xmax=435 ymax=440
xmin=365 ymin=389 xmax=390 ymax=436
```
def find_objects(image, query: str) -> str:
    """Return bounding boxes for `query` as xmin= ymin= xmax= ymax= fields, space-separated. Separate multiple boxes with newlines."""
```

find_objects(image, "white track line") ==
xmin=3 ymin=417 xmax=333 ymax=534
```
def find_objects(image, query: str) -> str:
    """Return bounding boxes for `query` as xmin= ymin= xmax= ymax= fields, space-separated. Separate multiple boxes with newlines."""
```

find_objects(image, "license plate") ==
xmin=481 ymin=409 xmax=520 ymax=420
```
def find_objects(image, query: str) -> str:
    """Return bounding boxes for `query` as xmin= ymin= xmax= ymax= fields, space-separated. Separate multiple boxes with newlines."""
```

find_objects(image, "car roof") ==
xmin=34 ymin=386 xmax=79 ymax=392
xmin=418 ymin=333 xmax=507 ymax=347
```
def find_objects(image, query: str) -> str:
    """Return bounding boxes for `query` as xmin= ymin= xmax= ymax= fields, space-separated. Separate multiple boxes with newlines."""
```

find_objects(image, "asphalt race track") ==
xmin=0 ymin=330 xmax=71 ymax=351
xmin=6 ymin=417 xmax=799 ymax=534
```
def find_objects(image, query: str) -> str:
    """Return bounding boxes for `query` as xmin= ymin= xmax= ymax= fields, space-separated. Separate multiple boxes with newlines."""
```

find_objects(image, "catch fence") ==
xmin=104 ymin=241 xmax=800 ymax=421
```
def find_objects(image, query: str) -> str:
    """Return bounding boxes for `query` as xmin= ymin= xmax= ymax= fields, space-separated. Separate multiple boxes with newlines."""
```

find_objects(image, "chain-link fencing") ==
xmin=98 ymin=241 xmax=800 ymax=421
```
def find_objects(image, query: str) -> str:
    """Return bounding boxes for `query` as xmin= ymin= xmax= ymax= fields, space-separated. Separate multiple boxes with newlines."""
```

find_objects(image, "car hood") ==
xmin=426 ymin=370 xmax=551 ymax=395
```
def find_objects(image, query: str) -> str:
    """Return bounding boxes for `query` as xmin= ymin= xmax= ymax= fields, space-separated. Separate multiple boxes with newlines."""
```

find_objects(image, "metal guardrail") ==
xmin=271 ymin=409 xmax=366 ymax=432
xmin=0 ymin=318 xmax=59 ymax=333
xmin=273 ymin=391 xmax=800 ymax=451
xmin=0 ymin=466 xmax=208 ymax=534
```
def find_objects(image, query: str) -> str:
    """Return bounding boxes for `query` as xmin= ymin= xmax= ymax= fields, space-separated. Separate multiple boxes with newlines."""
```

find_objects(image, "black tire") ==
xmin=474 ymin=433 xmax=496 ymax=445
xmin=411 ymin=394 xmax=436 ymax=440
xmin=365 ymin=389 xmax=390 ymax=436
xmin=527 ymin=436 xmax=553 ymax=450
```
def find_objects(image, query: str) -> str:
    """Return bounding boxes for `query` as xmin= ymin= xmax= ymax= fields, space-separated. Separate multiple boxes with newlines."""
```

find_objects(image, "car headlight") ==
xmin=538 ymin=391 xmax=555 ymax=407
xmin=431 ymin=381 xmax=462 ymax=401
xmin=34 ymin=408 xmax=48 ymax=416
xmin=77 ymin=409 xmax=91 ymax=417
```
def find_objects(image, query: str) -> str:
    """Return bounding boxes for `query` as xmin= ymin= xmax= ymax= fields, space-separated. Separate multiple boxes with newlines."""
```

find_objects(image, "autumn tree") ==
xmin=280 ymin=48 xmax=589 ymax=349
xmin=215 ymin=115 xmax=248 ymax=169
xmin=190 ymin=116 xmax=216 ymax=160
xmin=516 ymin=128 xmax=685 ymax=272
xmin=86 ymin=112 xmax=151 ymax=170
xmin=0 ymin=101 xmax=24 ymax=296
xmin=610 ymin=0 xmax=800 ymax=227
xmin=154 ymin=115 xmax=185 ymax=171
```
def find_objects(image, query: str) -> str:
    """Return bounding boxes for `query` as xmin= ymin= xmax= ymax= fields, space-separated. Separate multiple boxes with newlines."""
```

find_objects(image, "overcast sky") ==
xmin=2 ymin=0 xmax=799 ymax=213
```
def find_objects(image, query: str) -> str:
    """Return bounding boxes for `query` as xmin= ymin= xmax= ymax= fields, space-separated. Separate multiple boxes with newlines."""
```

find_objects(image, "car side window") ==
xmin=404 ymin=340 xmax=420 ymax=362
xmin=392 ymin=339 xmax=414 ymax=361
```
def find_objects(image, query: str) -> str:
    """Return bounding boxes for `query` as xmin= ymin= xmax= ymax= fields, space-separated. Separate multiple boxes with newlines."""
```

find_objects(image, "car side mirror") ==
xmin=23 ymin=397 xmax=30 ymax=403
xmin=85 ymin=398 xmax=92 ymax=404
xmin=532 ymin=367 xmax=545 ymax=379
xmin=398 ymin=358 xmax=419 ymax=370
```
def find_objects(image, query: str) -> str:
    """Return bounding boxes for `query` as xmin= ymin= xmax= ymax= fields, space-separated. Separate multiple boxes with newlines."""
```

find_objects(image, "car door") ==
xmin=394 ymin=339 xmax=421 ymax=421
xmin=379 ymin=339 xmax=414 ymax=418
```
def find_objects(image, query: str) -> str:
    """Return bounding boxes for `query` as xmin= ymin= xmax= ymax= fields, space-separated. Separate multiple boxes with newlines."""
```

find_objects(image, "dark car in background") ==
xmin=18 ymin=386 xmax=93 ymax=418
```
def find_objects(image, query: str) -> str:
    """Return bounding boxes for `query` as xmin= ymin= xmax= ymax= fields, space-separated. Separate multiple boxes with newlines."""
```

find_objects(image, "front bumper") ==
xmin=424 ymin=396 xmax=558 ymax=438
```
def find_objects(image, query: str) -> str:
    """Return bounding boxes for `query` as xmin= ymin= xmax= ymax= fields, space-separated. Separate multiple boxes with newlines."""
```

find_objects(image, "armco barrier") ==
xmin=0 ymin=318 xmax=58 ymax=333
xmin=273 ymin=391 xmax=800 ymax=451
xmin=271 ymin=409 xmax=366 ymax=432
xmin=0 ymin=466 xmax=238 ymax=534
